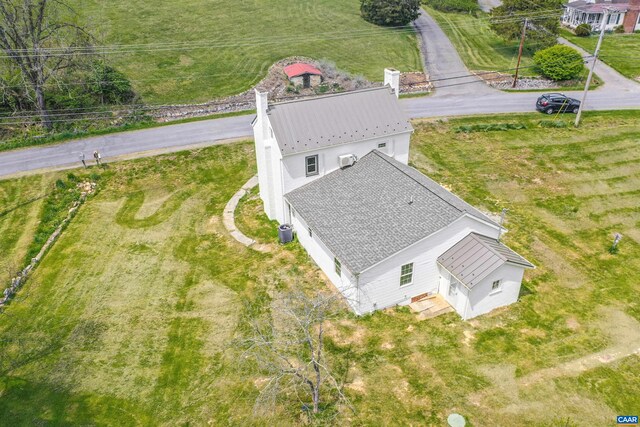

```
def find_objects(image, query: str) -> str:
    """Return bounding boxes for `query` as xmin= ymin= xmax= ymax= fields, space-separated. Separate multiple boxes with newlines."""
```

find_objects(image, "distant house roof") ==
xmin=565 ymin=0 xmax=630 ymax=13
xmin=284 ymin=63 xmax=323 ymax=79
xmin=267 ymin=87 xmax=413 ymax=156
xmin=285 ymin=151 xmax=498 ymax=274
xmin=438 ymin=233 xmax=534 ymax=288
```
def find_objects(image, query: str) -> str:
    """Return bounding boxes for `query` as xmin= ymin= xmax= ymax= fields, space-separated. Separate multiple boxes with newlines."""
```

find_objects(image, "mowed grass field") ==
xmin=426 ymin=8 xmax=536 ymax=73
xmin=69 ymin=0 xmax=422 ymax=104
xmin=562 ymin=30 xmax=640 ymax=81
xmin=1 ymin=111 xmax=640 ymax=424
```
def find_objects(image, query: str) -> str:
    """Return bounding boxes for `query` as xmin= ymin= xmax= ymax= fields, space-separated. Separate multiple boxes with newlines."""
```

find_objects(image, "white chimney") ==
xmin=254 ymin=89 xmax=270 ymax=139
xmin=384 ymin=68 xmax=400 ymax=98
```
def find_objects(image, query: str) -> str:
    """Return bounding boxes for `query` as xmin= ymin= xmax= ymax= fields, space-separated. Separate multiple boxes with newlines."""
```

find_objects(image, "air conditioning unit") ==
xmin=338 ymin=154 xmax=357 ymax=169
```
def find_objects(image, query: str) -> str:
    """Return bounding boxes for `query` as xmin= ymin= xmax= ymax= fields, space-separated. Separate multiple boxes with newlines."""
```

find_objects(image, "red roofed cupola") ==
xmin=283 ymin=63 xmax=323 ymax=88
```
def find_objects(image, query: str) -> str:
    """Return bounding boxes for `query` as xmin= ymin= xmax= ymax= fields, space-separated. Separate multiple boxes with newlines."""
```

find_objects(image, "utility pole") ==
xmin=512 ymin=18 xmax=528 ymax=88
xmin=575 ymin=9 xmax=609 ymax=127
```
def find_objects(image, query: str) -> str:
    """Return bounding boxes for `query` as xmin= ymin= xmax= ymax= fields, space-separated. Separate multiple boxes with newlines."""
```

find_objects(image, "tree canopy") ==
xmin=360 ymin=0 xmax=421 ymax=27
xmin=490 ymin=0 xmax=565 ymax=53
xmin=0 ymin=0 xmax=92 ymax=128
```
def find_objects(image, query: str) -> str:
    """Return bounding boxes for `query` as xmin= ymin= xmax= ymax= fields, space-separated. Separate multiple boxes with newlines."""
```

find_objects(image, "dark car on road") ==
xmin=536 ymin=93 xmax=581 ymax=114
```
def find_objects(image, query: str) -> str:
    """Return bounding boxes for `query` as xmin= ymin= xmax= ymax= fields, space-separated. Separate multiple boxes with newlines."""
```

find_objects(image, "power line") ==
xmin=0 ymin=10 xmax=563 ymax=60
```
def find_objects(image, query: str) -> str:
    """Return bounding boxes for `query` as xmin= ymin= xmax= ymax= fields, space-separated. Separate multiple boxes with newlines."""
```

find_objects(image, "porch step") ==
xmin=409 ymin=298 xmax=437 ymax=313
xmin=417 ymin=305 xmax=454 ymax=320
xmin=409 ymin=294 xmax=454 ymax=320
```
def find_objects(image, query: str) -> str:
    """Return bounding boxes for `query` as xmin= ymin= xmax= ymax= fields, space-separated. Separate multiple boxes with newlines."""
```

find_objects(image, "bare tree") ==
xmin=242 ymin=291 xmax=351 ymax=416
xmin=0 ymin=0 xmax=90 ymax=129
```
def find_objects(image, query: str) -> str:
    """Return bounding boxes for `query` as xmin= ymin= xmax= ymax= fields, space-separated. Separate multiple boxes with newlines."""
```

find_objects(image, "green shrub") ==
xmin=613 ymin=24 xmax=625 ymax=34
xmin=533 ymin=45 xmax=585 ymax=81
xmin=454 ymin=122 xmax=527 ymax=133
xmin=425 ymin=0 xmax=479 ymax=14
xmin=360 ymin=0 xmax=421 ymax=26
xmin=538 ymin=120 xmax=568 ymax=128
xmin=574 ymin=23 xmax=591 ymax=37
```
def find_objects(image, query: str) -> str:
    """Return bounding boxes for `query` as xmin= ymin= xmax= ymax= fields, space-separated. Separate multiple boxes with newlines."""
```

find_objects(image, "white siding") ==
xmin=354 ymin=215 xmax=500 ymax=314
xmin=463 ymin=263 xmax=525 ymax=320
xmin=290 ymin=210 xmax=361 ymax=313
xmin=281 ymin=131 xmax=411 ymax=195
xmin=255 ymin=106 xmax=411 ymax=225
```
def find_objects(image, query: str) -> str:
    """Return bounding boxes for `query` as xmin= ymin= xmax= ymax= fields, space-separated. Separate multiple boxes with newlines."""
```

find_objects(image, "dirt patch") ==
xmin=566 ymin=317 xmax=580 ymax=331
xmin=346 ymin=376 xmax=367 ymax=394
xmin=324 ymin=319 xmax=366 ymax=347
xmin=462 ymin=330 xmax=475 ymax=346
xmin=381 ymin=341 xmax=395 ymax=350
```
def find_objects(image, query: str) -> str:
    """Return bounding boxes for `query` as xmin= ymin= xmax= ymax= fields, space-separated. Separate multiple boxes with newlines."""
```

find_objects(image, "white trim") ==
xmin=280 ymin=129 xmax=414 ymax=158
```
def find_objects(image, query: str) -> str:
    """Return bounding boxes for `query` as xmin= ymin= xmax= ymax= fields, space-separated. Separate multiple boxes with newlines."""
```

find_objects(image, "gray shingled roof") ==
xmin=267 ymin=87 xmax=413 ymax=156
xmin=438 ymin=233 xmax=534 ymax=288
xmin=566 ymin=0 xmax=629 ymax=12
xmin=285 ymin=151 xmax=498 ymax=274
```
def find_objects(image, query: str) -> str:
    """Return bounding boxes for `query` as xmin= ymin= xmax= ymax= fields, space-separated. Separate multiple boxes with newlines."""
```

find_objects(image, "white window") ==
xmin=334 ymin=258 xmax=341 ymax=276
xmin=400 ymin=263 xmax=413 ymax=286
xmin=491 ymin=280 xmax=502 ymax=292
xmin=305 ymin=155 xmax=319 ymax=176
xmin=378 ymin=142 xmax=386 ymax=149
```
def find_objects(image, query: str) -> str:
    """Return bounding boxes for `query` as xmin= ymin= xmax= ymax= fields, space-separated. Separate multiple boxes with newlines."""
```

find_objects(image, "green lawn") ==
xmin=562 ymin=30 xmax=640 ymax=80
xmin=69 ymin=0 xmax=422 ymax=104
xmin=426 ymin=7 xmax=536 ymax=74
xmin=1 ymin=111 xmax=640 ymax=425
xmin=0 ymin=175 xmax=53 ymax=279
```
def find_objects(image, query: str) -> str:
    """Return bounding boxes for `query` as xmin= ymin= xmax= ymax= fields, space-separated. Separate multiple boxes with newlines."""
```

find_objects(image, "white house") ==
xmin=252 ymin=72 xmax=534 ymax=320
xmin=252 ymin=69 xmax=410 ymax=225
xmin=562 ymin=0 xmax=640 ymax=33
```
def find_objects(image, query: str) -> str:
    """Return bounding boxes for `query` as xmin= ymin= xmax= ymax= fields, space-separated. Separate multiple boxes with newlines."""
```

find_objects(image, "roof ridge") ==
xmin=269 ymin=86 xmax=392 ymax=108
xmin=469 ymin=232 xmax=507 ymax=262
xmin=370 ymin=150 xmax=466 ymax=216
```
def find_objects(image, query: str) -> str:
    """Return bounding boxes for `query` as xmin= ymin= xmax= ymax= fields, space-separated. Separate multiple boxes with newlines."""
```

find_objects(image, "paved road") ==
xmin=413 ymin=9 xmax=496 ymax=96
xmin=1 ymin=12 xmax=639 ymax=180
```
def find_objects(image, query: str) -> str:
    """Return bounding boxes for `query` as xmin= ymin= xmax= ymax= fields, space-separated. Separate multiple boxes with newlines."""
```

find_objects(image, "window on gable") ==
xmin=400 ymin=263 xmax=413 ymax=287
xmin=334 ymin=257 xmax=341 ymax=276
xmin=492 ymin=280 xmax=502 ymax=292
xmin=305 ymin=155 xmax=319 ymax=177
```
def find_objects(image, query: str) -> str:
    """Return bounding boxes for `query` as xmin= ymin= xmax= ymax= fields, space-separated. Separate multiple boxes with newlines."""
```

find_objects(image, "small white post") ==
xmin=384 ymin=68 xmax=400 ymax=98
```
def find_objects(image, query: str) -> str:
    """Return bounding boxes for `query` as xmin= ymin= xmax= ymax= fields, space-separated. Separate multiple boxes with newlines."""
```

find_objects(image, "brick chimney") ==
xmin=623 ymin=0 xmax=640 ymax=33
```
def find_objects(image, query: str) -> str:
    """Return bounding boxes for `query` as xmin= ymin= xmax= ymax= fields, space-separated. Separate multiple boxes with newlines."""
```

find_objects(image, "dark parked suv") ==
xmin=536 ymin=93 xmax=581 ymax=114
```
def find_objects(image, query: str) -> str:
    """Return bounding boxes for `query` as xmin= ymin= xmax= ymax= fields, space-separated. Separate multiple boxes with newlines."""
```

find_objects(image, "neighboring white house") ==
xmin=252 ymin=72 xmax=534 ymax=320
xmin=562 ymin=0 xmax=640 ymax=33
